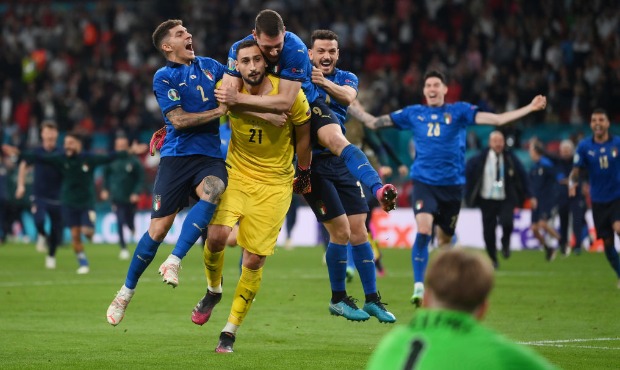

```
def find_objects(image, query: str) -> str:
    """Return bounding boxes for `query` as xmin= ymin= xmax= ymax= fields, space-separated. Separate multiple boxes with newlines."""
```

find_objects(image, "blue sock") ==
xmin=326 ymin=242 xmax=348 ymax=292
xmin=352 ymin=242 xmax=377 ymax=295
xmin=76 ymin=252 xmax=88 ymax=266
xmin=340 ymin=144 xmax=383 ymax=195
xmin=125 ymin=232 xmax=161 ymax=289
xmin=346 ymin=243 xmax=356 ymax=271
xmin=603 ymin=242 xmax=620 ymax=278
xmin=172 ymin=200 xmax=216 ymax=259
xmin=412 ymin=233 xmax=431 ymax=283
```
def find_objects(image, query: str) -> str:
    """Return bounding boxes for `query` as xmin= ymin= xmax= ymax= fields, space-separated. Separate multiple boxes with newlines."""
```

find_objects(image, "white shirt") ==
xmin=480 ymin=150 xmax=506 ymax=200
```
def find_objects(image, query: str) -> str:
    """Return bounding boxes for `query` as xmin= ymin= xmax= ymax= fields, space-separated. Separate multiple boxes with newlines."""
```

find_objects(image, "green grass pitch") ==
xmin=1 ymin=242 xmax=619 ymax=369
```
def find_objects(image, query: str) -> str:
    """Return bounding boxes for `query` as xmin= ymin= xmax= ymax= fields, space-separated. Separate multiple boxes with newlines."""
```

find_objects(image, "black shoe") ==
xmin=215 ymin=332 xmax=235 ymax=353
xmin=191 ymin=290 xmax=222 ymax=325
xmin=501 ymin=247 xmax=511 ymax=259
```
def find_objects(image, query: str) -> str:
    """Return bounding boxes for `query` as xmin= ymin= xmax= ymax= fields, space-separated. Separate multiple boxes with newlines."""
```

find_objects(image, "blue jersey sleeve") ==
xmin=226 ymin=35 xmax=254 ymax=78
xmin=278 ymin=32 xmax=310 ymax=83
xmin=390 ymin=106 xmax=418 ymax=131
xmin=574 ymin=140 xmax=587 ymax=168
xmin=453 ymin=102 xmax=479 ymax=127
xmin=153 ymin=69 xmax=182 ymax=116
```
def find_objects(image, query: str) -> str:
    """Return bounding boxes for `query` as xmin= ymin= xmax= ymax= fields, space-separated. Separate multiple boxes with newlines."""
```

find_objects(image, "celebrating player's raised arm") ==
xmin=475 ymin=95 xmax=547 ymax=126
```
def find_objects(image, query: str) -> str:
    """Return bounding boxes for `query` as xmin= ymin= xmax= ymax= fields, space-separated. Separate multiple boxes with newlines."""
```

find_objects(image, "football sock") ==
xmin=412 ymin=233 xmax=431 ymax=283
xmin=346 ymin=243 xmax=356 ymax=271
xmin=76 ymin=252 xmax=88 ymax=266
xmin=228 ymin=266 xmax=262 ymax=326
xmin=203 ymin=244 xmax=224 ymax=290
xmin=340 ymin=144 xmax=383 ymax=195
xmin=352 ymin=241 xmax=377 ymax=295
xmin=603 ymin=239 xmax=620 ymax=278
xmin=172 ymin=200 xmax=216 ymax=259
xmin=125 ymin=232 xmax=160 ymax=289
xmin=326 ymin=241 xmax=348 ymax=292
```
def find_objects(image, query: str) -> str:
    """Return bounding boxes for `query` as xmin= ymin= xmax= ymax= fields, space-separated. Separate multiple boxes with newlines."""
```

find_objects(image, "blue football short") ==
xmin=151 ymin=155 xmax=228 ymax=218
xmin=411 ymin=180 xmax=463 ymax=236
xmin=303 ymin=153 xmax=369 ymax=223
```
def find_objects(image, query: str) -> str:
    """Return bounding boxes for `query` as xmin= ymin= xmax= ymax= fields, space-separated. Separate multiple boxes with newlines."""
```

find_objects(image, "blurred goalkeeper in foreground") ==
xmin=367 ymin=249 xmax=558 ymax=370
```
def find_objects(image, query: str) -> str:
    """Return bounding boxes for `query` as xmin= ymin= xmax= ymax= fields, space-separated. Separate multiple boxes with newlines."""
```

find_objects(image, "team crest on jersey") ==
xmin=444 ymin=113 xmax=452 ymax=124
xmin=125 ymin=163 xmax=133 ymax=172
xmin=601 ymin=147 xmax=606 ymax=153
xmin=82 ymin=164 xmax=89 ymax=173
xmin=153 ymin=195 xmax=161 ymax=212
xmin=167 ymin=89 xmax=180 ymax=101
xmin=203 ymin=70 xmax=214 ymax=81
xmin=612 ymin=148 xmax=618 ymax=158
xmin=415 ymin=200 xmax=423 ymax=210
xmin=227 ymin=57 xmax=236 ymax=71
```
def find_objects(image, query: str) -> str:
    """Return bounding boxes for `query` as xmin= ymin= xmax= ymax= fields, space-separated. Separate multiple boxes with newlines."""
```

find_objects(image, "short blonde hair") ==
xmin=426 ymin=249 xmax=494 ymax=312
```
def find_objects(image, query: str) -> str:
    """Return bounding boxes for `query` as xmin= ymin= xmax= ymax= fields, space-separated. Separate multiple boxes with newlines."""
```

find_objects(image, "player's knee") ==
xmin=330 ymin=228 xmax=351 ymax=244
xmin=319 ymin=128 xmax=349 ymax=155
xmin=201 ymin=176 xmax=226 ymax=202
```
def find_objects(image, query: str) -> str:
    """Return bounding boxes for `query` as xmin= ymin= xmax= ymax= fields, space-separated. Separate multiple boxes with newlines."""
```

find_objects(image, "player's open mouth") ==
xmin=185 ymin=42 xmax=193 ymax=52
xmin=320 ymin=60 xmax=332 ymax=67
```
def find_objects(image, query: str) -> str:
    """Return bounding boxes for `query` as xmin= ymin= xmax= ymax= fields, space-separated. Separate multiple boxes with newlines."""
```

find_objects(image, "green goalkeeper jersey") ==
xmin=366 ymin=310 xmax=558 ymax=370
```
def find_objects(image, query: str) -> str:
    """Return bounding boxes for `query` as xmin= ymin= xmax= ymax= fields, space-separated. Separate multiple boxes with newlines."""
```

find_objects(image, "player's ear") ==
xmin=252 ymin=29 xmax=257 ymax=39
xmin=235 ymin=60 xmax=240 ymax=72
xmin=308 ymin=49 xmax=313 ymax=60
xmin=473 ymin=299 xmax=489 ymax=321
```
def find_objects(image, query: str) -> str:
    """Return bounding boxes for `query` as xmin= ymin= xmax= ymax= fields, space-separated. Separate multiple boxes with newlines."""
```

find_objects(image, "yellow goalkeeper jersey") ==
xmin=226 ymin=74 xmax=310 ymax=185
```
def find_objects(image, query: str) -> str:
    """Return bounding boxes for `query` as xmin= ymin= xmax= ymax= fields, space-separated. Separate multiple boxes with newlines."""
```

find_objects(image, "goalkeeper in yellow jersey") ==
xmin=189 ymin=39 xmax=312 ymax=353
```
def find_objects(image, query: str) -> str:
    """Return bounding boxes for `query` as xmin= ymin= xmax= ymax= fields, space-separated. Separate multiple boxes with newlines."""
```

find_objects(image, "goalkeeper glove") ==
xmin=149 ymin=126 xmax=167 ymax=156
xmin=293 ymin=165 xmax=311 ymax=194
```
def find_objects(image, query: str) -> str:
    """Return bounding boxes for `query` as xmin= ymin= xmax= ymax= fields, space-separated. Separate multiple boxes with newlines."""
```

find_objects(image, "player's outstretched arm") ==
xmin=166 ymin=104 xmax=228 ymax=131
xmin=475 ymin=95 xmax=547 ymax=126
xmin=348 ymin=100 xmax=395 ymax=130
xmin=215 ymin=74 xmax=300 ymax=113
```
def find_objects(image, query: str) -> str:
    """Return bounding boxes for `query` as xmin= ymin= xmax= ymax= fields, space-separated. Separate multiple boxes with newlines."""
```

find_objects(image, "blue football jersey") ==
xmin=390 ymin=102 xmax=478 ymax=185
xmin=152 ymin=56 xmax=225 ymax=158
xmin=319 ymin=68 xmax=358 ymax=127
xmin=574 ymin=135 xmax=620 ymax=202
xmin=227 ymin=32 xmax=318 ymax=103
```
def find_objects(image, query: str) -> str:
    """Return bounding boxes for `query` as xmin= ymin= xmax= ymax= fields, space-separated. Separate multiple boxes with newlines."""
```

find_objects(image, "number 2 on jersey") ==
xmin=196 ymin=85 xmax=209 ymax=102
xmin=427 ymin=123 xmax=440 ymax=137
xmin=249 ymin=128 xmax=263 ymax=144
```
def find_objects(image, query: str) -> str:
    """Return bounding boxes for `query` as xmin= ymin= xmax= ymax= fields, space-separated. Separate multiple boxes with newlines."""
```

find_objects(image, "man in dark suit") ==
xmin=465 ymin=131 xmax=531 ymax=268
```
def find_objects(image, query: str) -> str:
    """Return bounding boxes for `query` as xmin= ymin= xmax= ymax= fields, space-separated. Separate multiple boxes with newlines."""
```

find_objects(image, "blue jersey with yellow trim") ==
xmin=227 ymin=32 xmax=318 ymax=103
xmin=153 ymin=56 xmax=225 ymax=158
xmin=574 ymin=135 xmax=620 ymax=202
xmin=390 ymin=102 xmax=478 ymax=186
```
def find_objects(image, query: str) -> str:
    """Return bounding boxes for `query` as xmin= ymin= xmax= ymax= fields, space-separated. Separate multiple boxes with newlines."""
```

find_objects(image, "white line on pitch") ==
xmin=519 ymin=338 xmax=620 ymax=344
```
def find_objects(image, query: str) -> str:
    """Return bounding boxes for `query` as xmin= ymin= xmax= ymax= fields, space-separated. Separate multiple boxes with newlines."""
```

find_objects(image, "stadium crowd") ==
xmin=0 ymin=0 xmax=619 ymax=241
